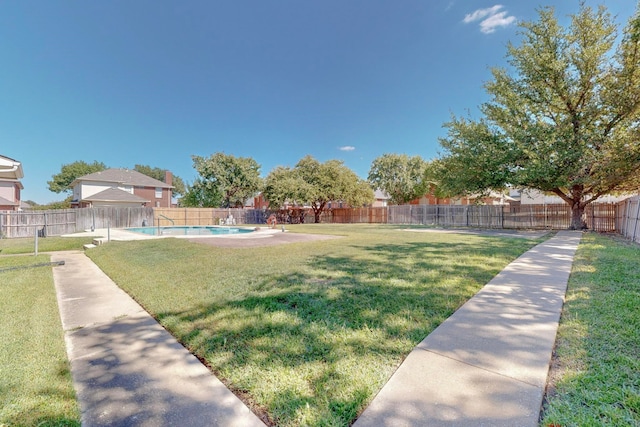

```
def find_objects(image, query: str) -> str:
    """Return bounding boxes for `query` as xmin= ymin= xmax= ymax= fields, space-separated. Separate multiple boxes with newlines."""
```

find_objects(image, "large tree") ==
xmin=133 ymin=164 xmax=186 ymax=197
xmin=368 ymin=153 xmax=431 ymax=204
xmin=184 ymin=153 xmax=262 ymax=208
xmin=437 ymin=4 xmax=640 ymax=229
xmin=263 ymin=155 xmax=374 ymax=223
xmin=47 ymin=160 xmax=107 ymax=194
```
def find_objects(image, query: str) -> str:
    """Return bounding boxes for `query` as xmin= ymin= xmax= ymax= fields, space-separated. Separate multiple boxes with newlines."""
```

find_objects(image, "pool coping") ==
xmin=62 ymin=226 xmax=281 ymax=242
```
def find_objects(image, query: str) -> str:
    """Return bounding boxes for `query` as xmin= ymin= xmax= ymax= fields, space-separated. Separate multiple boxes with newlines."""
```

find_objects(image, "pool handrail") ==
xmin=157 ymin=214 xmax=175 ymax=226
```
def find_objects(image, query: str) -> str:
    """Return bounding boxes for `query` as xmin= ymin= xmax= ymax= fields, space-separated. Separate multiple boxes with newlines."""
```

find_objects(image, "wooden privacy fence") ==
xmin=327 ymin=203 xmax=619 ymax=232
xmin=0 ymin=210 xmax=77 ymax=238
xmin=324 ymin=207 xmax=388 ymax=224
xmin=0 ymin=207 xmax=153 ymax=238
xmin=616 ymin=196 xmax=640 ymax=244
xmin=0 ymin=201 xmax=637 ymax=238
xmin=153 ymin=208 xmax=249 ymax=226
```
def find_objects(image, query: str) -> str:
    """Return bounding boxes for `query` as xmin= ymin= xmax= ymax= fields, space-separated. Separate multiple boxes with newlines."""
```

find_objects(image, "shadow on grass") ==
xmin=155 ymin=237 xmax=535 ymax=426
xmin=1 ymin=370 xmax=80 ymax=427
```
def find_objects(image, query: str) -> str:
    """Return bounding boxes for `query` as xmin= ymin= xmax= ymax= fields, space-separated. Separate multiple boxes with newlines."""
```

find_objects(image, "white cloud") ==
xmin=463 ymin=5 xmax=516 ymax=34
xmin=339 ymin=146 xmax=355 ymax=151
xmin=479 ymin=11 xmax=516 ymax=33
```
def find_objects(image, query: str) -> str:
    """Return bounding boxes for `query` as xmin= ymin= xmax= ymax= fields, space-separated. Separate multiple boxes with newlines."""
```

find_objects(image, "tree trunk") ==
xmin=569 ymin=202 xmax=588 ymax=230
xmin=313 ymin=207 xmax=322 ymax=223
xmin=312 ymin=202 xmax=325 ymax=223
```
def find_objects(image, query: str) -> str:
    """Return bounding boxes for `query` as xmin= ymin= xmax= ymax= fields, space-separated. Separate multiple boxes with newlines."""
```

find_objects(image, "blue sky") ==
xmin=1 ymin=1 xmax=636 ymax=204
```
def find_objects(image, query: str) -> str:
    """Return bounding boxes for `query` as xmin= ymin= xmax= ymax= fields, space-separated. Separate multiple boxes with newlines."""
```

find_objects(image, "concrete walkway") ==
xmin=50 ymin=251 xmax=266 ymax=427
xmin=354 ymin=230 xmax=582 ymax=427
xmin=50 ymin=230 xmax=581 ymax=426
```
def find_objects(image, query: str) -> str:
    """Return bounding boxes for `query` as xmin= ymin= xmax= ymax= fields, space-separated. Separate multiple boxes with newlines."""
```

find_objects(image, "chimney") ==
xmin=164 ymin=170 xmax=173 ymax=186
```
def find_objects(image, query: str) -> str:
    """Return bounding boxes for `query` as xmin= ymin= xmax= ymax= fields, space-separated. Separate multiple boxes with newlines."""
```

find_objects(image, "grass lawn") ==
xmin=0 ymin=255 xmax=81 ymax=426
xmin=86 ymin=224 xmax=542 ymax=426
xmin=0 ymin=236 xmax=95 ymax=255
xmin=540 ymin=233 xmax=640 ymax=426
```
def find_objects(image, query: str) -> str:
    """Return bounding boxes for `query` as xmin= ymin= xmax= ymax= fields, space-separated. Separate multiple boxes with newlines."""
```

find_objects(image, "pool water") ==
xmin=126 ymin=226 xmax=253 ymax=236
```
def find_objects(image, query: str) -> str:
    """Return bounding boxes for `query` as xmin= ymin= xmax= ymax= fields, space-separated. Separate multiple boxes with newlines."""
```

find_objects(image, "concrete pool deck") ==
xmin=51 ymin=229 xmax=582 ymax=426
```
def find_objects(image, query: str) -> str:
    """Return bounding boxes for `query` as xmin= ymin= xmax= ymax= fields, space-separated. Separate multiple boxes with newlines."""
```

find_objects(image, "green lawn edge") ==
xmin=540 ymin=233 xmax=640 ymax=426
xmin=0 ymin=254 xmax=81 ymax=426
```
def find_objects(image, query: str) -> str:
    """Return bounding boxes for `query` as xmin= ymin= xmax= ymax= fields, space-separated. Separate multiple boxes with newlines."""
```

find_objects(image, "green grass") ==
xmin=0 ymin=236 xmax=94 ymax=255
xmin=86 ymin=224 xmax=542 ymax=426
xmin=540 ymin=233 xmax=640 ymax=427
xmin=0 ymin=255 xmax=81 ymax=426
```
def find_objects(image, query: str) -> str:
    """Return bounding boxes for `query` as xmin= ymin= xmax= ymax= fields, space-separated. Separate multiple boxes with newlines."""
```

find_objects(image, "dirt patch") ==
xmin=186 ymin=232 xmax=342 ymax=248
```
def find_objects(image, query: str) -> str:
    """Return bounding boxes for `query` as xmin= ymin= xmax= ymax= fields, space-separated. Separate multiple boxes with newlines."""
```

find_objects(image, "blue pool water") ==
xmin=126 ymin=226 xmax=254 ymax=236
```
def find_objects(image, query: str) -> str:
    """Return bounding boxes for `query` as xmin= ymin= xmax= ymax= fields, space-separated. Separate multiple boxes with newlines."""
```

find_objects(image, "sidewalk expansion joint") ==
xmin=418 ymin=347 xmax=544 ymax=389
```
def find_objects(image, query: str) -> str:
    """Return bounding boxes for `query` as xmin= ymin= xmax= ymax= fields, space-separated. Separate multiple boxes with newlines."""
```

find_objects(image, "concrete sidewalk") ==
xmin=354 ymin=230 xmax=582 ymax=427
xmin=50 ymin=251 xmax=266 ymax=427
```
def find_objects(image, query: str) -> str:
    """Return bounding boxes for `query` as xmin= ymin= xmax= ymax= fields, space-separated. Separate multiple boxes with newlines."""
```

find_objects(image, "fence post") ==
xmin=633 ymin=199 xmax=640 ymax=243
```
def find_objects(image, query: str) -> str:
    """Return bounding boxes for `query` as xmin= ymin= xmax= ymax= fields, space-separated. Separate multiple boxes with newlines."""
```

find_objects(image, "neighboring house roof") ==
xmin=374 ymin=189 xmax=390 ymax=200
xmin=469 ymin=191 xmax=516 ymax=202
xmin=0 ymin=195 xmax=19 ymax=206
xmin=0 ymin=155 xmax=24 ymax=180
xmin=83 ymin=188 xmax=150 ymax=203
xmin=72 ymin=168 xmax=173 ymax=188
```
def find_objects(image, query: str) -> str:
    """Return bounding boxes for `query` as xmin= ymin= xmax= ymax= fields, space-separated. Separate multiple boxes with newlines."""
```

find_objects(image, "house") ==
xmin=0 ymin=155 xmax=23 ymax=211
xmin=70 ymin=168 xmax=174 ymax=208
xmin=372 ymin=189 xmax=390 ymax=207
xmin=409 ymin=190 xmax=513 ymax=206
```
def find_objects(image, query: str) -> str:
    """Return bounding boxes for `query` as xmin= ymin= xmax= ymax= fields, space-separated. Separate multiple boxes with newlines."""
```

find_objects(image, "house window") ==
xmin=155 ymin=187 xmax=162 ymax=198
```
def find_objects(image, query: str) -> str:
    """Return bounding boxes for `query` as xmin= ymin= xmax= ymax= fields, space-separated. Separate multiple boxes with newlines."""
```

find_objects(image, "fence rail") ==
xmin=1 ymin=200 xmax=638 ymax=241
xmin=616 ymin=196 xmax=640 ymax=244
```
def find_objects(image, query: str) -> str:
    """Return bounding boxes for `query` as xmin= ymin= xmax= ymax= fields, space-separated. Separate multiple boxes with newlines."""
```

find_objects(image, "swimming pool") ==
xmin=126 ymin=226 xmax=254 ymax=236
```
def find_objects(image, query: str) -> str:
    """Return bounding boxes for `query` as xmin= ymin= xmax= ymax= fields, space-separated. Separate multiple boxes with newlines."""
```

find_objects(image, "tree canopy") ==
xmin=263 ymin=155 xmax=374 ymax=223
xmin=437 ymin=4 xmax=640 ymax=229
xmin=47 ymin=160 xmax=107 ymax=194
xmin=183 ymin=153 xmax=262 ymax=208
xmin=368 ymin=153 xmax=431 ymax=204
xmin=134 ymin=164 xmax=186 ymax=196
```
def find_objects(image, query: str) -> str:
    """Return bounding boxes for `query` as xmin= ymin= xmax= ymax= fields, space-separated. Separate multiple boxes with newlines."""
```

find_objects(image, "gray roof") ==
xmin=83 ymin=188 xmax=150 ymax=203
xmin=374 ymin=189 xmax=390 ymax=199
xmin=74 ymin=168 xmax=173 ymax=188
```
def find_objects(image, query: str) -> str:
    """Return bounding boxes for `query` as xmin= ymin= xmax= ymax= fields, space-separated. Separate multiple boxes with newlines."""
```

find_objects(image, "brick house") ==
xmin=0 ymin=155 xmax=23 ymax=211
xmin=70 ymin=168 xmax=174 ymax=208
